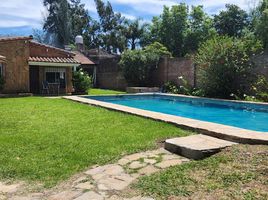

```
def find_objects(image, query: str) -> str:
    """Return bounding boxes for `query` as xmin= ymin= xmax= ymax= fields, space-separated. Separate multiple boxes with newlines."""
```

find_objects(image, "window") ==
xmin=45 ymin=68 xmax=66 ymax=89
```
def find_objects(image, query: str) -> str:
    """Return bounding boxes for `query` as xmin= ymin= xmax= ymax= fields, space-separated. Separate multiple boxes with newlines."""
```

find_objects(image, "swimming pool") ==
xmin=85 ymin=94 xmax=268 ymax=132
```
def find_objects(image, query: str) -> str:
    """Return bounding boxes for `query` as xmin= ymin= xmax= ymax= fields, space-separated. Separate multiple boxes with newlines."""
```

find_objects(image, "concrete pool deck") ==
xmin=63 ymin=94 xmax=268 ymax=145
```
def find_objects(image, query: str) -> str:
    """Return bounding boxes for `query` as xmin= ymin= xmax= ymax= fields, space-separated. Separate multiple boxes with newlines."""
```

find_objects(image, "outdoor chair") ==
xmin=42 ymin=81 xmax=50 ymax=95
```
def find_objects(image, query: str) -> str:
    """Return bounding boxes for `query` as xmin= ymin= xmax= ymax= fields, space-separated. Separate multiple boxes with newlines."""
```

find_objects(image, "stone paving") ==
xmin=0 ymin=148 xmax=189 ymax=200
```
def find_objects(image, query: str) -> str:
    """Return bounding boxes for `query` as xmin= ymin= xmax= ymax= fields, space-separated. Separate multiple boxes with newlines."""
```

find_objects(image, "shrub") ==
xmin=120 ymin=42 xmax=171 ymax=86
xmin=72 ymin=69 xmax=92 ymax=94
xmin=194 ymin=35 xmax=262 ymax=99
xmin=0 ymin=77 xmax=4 ymax=92
xmin=164 ymin=76 xmax=204 ymax=96
xmin=250 ymin=75 xmax=268 ymax=102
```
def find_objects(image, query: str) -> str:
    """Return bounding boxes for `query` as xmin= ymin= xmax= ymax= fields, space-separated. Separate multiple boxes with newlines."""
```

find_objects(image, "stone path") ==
xmin=0 ymin=148 xmax=189 ymax=200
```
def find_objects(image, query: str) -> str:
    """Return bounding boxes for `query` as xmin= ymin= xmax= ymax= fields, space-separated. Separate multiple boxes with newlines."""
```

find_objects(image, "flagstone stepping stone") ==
xmin=74 ymin=191 xmax=104 ymax=200
xmin=0 ymin=182 xmax=22 ymax=194
xmin=74 ymin=181 xmax=94 ymax=190
xmin=165 ymin=134 xmax=236 ymax=159
xmin=155 ymin=159 xmax=182 ymax=169
xmin=117 ymin=158 xmax=130 ymax=166
xmin=48 ymin=190 xmax=82 ymax=200
xmin=122 ymin=153 xmax=147 ymax=161
xmin=143 ymin=158 xmax=157 ymax=165
xmin=129 ymin=161 xmax=147 ymax=169
xmin=138 ymin=165 xmax=159 ymax=176
xmin=97 ymin=174 xmax=135 ymax=191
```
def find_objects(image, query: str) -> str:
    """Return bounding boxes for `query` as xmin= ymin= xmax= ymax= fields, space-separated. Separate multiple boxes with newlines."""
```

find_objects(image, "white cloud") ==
xmin=0 ymin=0 xmax=44 ymax=28
xmin=0 ymin=0 xmax=260 ymax=30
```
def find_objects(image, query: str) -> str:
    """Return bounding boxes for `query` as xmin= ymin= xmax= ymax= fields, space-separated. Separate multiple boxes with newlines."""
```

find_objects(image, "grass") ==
xmin=0 ymin=97 xmax=192 ymax=188
xmin=134 ymin=145 xmax=268 ymax=200
xmin=88 ymin=88 xmax=126 ymax=95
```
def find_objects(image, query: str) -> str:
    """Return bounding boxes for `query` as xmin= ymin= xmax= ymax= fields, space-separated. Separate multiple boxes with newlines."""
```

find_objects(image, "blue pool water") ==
xmin=85 ymin=94 xmax=268 ymax=132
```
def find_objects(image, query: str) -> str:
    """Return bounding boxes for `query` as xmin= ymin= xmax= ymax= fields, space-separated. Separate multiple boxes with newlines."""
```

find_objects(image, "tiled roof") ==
xmin=73 ymin=51 xmax=95 ymax=65
xmin=30 ymin=41 xmax=75 ymax=56
xmin=0 ymin=36 xmax=33 ymax=42
xmin=29 ymin=56 xmax=80 ymax=64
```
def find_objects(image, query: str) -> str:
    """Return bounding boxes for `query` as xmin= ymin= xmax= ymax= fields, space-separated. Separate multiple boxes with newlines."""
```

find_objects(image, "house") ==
xmin=0 ymin=36 xmax=80 ymax=94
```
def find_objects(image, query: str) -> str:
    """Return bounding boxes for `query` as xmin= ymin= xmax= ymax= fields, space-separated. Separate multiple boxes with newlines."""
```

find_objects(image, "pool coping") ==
xmin=63 ymin=93 xmax=268 ymax=145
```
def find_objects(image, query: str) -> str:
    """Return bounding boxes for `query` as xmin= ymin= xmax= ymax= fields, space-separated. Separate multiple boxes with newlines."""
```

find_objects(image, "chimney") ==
xmin=75 ymin=35 xmax=84 ymax=52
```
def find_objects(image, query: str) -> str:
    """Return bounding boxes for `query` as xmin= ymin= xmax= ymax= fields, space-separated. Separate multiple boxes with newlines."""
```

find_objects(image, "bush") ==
xmin=0 ymin=77 xmax=4 ymax=92
xmin=164 ymin=76 xmax=204 ymax=96
xmin=250 ymin=75 xmax=268 ymax=102
xmin=120 ymin=42 xmax=171 ymax=86
xmin=72 ymin=69 xmax=92 ymax=94
xmin=194 ymin=35 xmax=262 ymax=99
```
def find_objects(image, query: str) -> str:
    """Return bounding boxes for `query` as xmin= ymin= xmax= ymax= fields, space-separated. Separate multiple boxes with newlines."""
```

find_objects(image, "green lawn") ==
xmin=88 ymin=88 xmax=126 ymax=95
xmin=134 ymin=145 xmax=268 ymax=200
xmin=0 ymin=97 xmax=192 ymax=187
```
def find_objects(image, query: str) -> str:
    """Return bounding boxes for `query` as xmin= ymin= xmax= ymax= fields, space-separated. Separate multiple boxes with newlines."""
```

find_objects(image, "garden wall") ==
xmin=96 ymin=57 xmax=127 ymax=90
xmin=96 ymin=57 xmax=195 ymax=90
xmin=151 ymin=57 xmax=195 ymax=87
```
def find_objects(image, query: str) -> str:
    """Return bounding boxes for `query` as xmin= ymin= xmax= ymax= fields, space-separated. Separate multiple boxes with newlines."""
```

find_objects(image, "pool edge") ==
xmin=63 ymin=95 xmax=268 ymax=145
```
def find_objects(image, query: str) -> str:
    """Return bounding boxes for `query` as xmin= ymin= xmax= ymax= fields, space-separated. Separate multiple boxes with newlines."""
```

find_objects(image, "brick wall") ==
xmin=152 ymin=57 xmax=195 ymax=87
xmin=0 ymin=39 xmax=30 ymax=93
xmin=30 ymin=42 xmax=74 ymax=58
xmin=96 ymin=57 xmax=127 ymax=90
xmin=95 ymin=57 xmax=195 ymax=90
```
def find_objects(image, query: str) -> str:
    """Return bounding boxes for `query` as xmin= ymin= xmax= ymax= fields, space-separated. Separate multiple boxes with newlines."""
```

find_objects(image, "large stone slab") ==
xmin=165 ymin=134 xmax=236 ymax=160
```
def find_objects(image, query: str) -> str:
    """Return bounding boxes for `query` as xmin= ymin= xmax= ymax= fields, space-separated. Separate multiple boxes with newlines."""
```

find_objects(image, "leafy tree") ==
xmin=69 ymin=0 xmax=90 ymax=41
xmin=94 ymin=0 xmax=126 ymax=53
xmin=144 ymin=42 xmax=172 ymax=57
xmin=140 ymin=16 xmax=162 ymax=47
xmin=124 ymin=19 xmax=148 ymax=50
xmin=120 ymin=43 xmax=171 ymax=86
xmin=185 ymin=6 xmax=216 ymax=53
xmin=143 ymin=4 xmax=215 ymax=56
xmin=43 ymin=0 xmax=71 ymax=47
xmin=83 ymin=17 xmax=101 ymax=49
xmin=194 ymin=35 xmax=262 ymax=98
xmin=253 ymin=0 xmax=268 ymax=48
xmin=214 ymin=4 xmax=249 ymax=37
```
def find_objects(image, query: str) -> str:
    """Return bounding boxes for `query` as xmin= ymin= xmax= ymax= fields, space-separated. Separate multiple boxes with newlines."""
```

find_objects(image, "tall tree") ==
xmin=43 ymin=0 xmax=71 ymax=47
xmin=124 ymin=19 xmax=148 ymax=50
xmin=69 ymin=0 xmax=90 ymax=40
xmin=185 ymin=6 xmax=216 ymax=53
xmin=253 ymin=0 xmax=268 ymax=48
xmin=94 ymin=0 xmax=126 ymax=53
xmin=214 ymin=4 xmax=249 ymax=37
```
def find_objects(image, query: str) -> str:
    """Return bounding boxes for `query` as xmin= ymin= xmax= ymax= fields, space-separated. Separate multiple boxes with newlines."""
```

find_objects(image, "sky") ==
xmin=0 ymin=0 xmax=258 ymax=36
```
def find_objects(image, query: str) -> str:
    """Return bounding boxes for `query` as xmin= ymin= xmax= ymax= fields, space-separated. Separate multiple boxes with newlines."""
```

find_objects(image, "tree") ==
xmin=120 ymin=43 xmax=171 ymax=86
xmin=124 ymin=19 xmax=148 ymax=50
xmin=94 ymin=0 xmax=126 ymax=53
xmin=184 ymin=6 xmax=216 ymax=53
xmin=159 ymin=4 xmax=188 ymax=57
xmin=194 ymin=35 xmax=262 ymax=98
xmin=214 ymin=4 xmax=249 ymax=37
xmin=253 ymin=0 xmax=268 ymax=48
xmin=69 ymin=0 xmax=90 ymax=41
xmin=43 ymin=0 xmax=71 ymax=47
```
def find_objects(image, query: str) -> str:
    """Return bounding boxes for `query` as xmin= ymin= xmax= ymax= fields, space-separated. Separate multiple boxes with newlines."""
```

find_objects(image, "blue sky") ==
xmin=0 ymin=0 xmax=257 ymax=36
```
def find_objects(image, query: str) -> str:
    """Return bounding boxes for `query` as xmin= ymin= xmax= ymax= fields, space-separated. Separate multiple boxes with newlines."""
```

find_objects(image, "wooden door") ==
xmin=29 ymin=66 xmax=39 ymax=94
